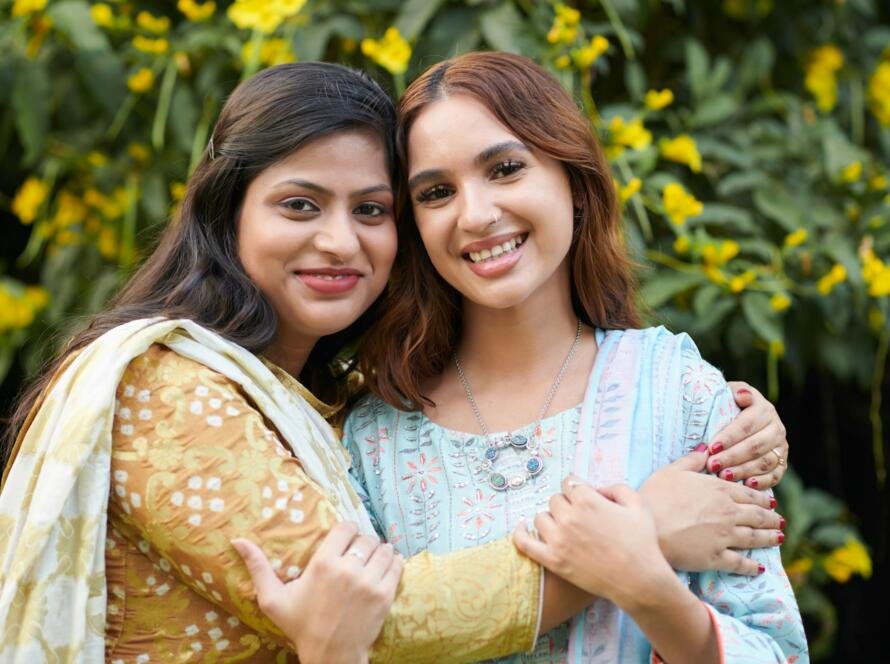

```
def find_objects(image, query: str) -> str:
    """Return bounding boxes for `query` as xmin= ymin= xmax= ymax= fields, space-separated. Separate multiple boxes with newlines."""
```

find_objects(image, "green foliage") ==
xmin=1 ymin=1 xmax=887 ymax=654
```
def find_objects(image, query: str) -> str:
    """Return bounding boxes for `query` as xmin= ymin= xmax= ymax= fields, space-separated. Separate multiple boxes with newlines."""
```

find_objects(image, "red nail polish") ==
xmin=769 ymin=497 xmax=777 ymax=509
xmin=777 ymin=531 xmax=785 ymax=544
xmin=757 ymin=563 xmax=765 ymax=575
xmin=694 ymin=443 xmax=708 ymax=452
xmin=710 ymin=460 xmax=722 ymax=473
xmin=749 ymin=478 xmax=759 ymax=488
xmin=723 ymin=469 xmax=735 ymax=481
xmin=779 ymin=517 xmax=786 ymax=530
xmin=710 ymin=442 xmax=724 ymax=454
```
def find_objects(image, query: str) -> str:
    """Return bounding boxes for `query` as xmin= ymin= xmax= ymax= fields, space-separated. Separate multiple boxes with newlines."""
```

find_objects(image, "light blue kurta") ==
xmin=344 ymin=327 xmax=809 ymax=663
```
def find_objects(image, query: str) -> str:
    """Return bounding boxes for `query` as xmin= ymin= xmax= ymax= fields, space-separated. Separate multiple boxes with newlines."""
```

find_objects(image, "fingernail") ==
xmin=779 ymin=516 xmax=786 ymax=530
xmin=769 ymin=497 xmax=778 ymax=509
xmin=777 ymin=531 xmax=785 ymax=544
xmin=710 ymin=442 xmax=724 ymax=454
xmin=694 ymin=443 xmax=708 ymax=452
xmin=738 ymin=388 xmax=752 ymax=396
xmin=723 ymin=469 xmax=735 ymax=482
xmin=757 ymin=563 xmax=765 ymax=575
xmin=710 ymin=460 xmax=722 ymax=473
xmin=749 ymin=478 xmax=759 ymax=488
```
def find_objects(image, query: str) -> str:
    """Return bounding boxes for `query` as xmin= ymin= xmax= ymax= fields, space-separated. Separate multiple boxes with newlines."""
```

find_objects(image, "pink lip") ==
xmin=465 ymin=240 xmax=525 ymax=278
xmin=295 ymin=267 xmax=362 ymax=294
xmin=460 ymin=232 xmax=526 ymax=256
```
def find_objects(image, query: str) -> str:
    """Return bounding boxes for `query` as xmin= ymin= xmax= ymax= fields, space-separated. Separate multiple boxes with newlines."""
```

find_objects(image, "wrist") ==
xmin=612 ymin=561 xmax=686 ymax=615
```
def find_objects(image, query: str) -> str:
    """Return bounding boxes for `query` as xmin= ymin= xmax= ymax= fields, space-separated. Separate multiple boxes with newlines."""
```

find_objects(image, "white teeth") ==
xmin=466 ymin=236 xmax=525 ymax=264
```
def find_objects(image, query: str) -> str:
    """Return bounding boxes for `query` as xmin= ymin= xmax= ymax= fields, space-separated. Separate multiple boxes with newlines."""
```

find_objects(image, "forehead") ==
xmin=407 ymin=95 xmax=518 ymax=168
xmin=262 ymin=130 xmax=389 ymax=181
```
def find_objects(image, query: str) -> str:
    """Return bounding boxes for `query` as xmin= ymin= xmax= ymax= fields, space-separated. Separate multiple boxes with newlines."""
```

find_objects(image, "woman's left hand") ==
xmin=513 ymin=476 xmax=675 ymax=609
xmin=708 ymin=381 xmax=789 ymax=489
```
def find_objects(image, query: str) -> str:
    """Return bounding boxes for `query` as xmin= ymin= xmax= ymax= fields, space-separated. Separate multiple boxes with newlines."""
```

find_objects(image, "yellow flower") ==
xmin=645 ymin=89 xmax=674 ymax=110
xmin=127 ymin=142 xmax=151 ymax=163
xmin=242 ymin=38 xmax=295 ymax=66
xmin=98 ymin=227 xmax=119 ymax=260
xmin=702 ymin=265 xmax=727 ymax=285
xmin=868 ymin=61 xmax=890 ymax=126
xmin=87 ymin=151 xmax=108 ymax=168
xmin=11 ymin=0 xmax=47 ymax=17
xmin=547 ymin=3 xmax=581 ymax=44
xmin=555 ymin=54 xmax=572 ymax=69
xmin=785 ymin=557 xmax=813 ymax=576
xmin=90 ymin=2 xmax=114 ymax=27
xmin=769 ymin=339 xmax=785 ymax=358
xmin=136 ymin=11 xmax=170 ymax=33
xmin=784 ymin=228 xmax=808 ymax=248
xmin=83 ymin=188 xmax=108 ymax=209
xmin=870 ymin=175 xmax=888 ymax=190
xmin=133 ymin=35 xmax=169 ymax=54
xmin=618 ymin=177 xmax=642 ymax=204
xmin=662 ymin=183 xmax=704 ymax=226
xmin=659 ymin=134 xmax=702 ymax=173
xmin=228 ymin=0 xmax=305 ymax=33
xmin=11 ymin=177 xmax=49 ymax=224
xmin=823 ymin=539 xmax=872 ymax=583
xmin=178 ymin=0 xmax=216 ymax=22
xmin=816 ymin=263 xmax=847 ymax=295
xmin=23 ymin=285 xmax=49 ymax=310
xmin=805 ymin=45 xmax=844 ymax=113
xmin=361 ymin=27 xmax=411 ymax=76
xmin=770 ymin=293 xmax=792 ymax=312
xmin=128 ymin=68 xmax=155 ymax=94
xmin=729 ymin=270 xmax=756 ymax=293
xmin=51 ymin=191 xmax=87 ymax=229
xmin=841 ymin=161 xmax=862 ymax=183
xmin=863 ymin=250 xmax=890 ymax=297
xmin=869 ymin=306 xmax=886 ymax=331
xmin=572 ymin=35 xmax=609 ymax=69
xmin=608 ymin=116 xmax=652 ymax=150
xmin=170 ymin=182 xmax=187 ymax=201
xmin=673 ymin=235 xmax=690 ymax=255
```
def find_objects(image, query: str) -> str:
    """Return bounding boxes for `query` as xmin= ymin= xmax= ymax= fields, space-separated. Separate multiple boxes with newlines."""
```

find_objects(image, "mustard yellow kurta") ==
xmin=103 ymin=344 xmax=540 ymax=662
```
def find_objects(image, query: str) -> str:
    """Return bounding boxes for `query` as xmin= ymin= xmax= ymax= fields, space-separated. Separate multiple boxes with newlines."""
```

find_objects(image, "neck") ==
xmin=263 ymin=331 xmax=317 ymax=378
xmin=458 ymin=272 xmax=579 ymax=383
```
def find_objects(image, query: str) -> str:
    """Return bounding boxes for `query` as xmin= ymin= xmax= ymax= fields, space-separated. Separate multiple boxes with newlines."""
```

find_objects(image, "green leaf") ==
xmin=693 ymin=283 xmax=722 ymax=316
xmin=413 ymin=6 xmax=480 ymax=59
xmin=292 ymin=19 xmax=336 ymax=61
xmin=47 ymin=0 xmax=110 ymax=52
xmin=716 ymin=171 xmax=769 ymax=197
xmin=624 ymin=61 xmax=646 ymax=103
xmin=480 ymin=1 xmax=531 ymax=54
xmin=641 ymin=270 xmax=706 ymax=308
xmin=737 ymin=38 xmax=774 ymax=92
xmin=395 ymin=0 xmax=446 ymax=41
xmin=691 ymin=94 xmax=737 ymax=127
xmin=753 ymin=186 xmax=802 ymax=232
xmin=688 ymin=298 xmax=736 ymax=337
xmin=75 ymin=51 xmax=126 ymax=115
xmin=685 ymin=39 xmax=709 ymax=100
xmin=693 ymin=204 xmax=756 ymax=233
xmin=741 ymin=291 xmax=783 ymax=342
xmin=12 ymin=59 xmax=50 ymax=166
xmin=170 ymin=86 xmax=199 ymax=154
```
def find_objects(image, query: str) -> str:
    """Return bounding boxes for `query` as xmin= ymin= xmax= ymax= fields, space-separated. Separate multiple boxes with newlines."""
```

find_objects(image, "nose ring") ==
xmin=490 ymin=211 xmax=501 ymax=226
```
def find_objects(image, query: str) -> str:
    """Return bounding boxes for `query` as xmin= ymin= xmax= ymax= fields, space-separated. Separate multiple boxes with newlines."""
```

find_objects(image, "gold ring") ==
xmin=770 ymin=448 xmax=786 ymax=467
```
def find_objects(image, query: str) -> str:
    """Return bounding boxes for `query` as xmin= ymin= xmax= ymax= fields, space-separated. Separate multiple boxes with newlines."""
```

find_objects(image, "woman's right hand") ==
xmin=232 ymin=522 xmax=403 ymax=664
xmin=639 ymin=444 xmax=785 ymax=576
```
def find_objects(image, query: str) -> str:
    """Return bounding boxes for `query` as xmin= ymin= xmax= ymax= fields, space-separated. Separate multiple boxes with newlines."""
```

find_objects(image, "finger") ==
xmin=364 ymin=542 xmax=395 ymax=580
xmin=726 ymin=482 xmax=774 ymax=510
xmin=380 ymin=554 xmax=404 ymax=600
xmin=513 ymin=521 xmax=555 ymax=566
xmin=232 ymin=539 xmax=285 ymax=599
xmin=346 ymin=534 xmax=382 ymax=565
xmin=533 ymin=510 xmax=559 ymax=543
xmin=669 ymin=443 xmax=710 ymax=472
xmin=561 ymin=474 xmax=590 ymax=502
xmin=728 ymin=526 xmax=785 ymax=550
xmin=744 ymin=468 xmax=784 ymax=491
xmin=727 ymin=381 xmax=756 ymax=409
xmin=715 ymin=434 xmax=785 ymax=482
xmin=549 ymin=492 xmax=572 ymax=518
xmin=596 ymin=484 xmax=640 ymax=507
xmin=714 ymin=550 xmax=764 ymax=577
xmin=732 ymin=505 xmax=783 ymax=531
xmin=709 ymin=425 xmax=780 ymax=475
xmin=315 ymin=521 xmax=360 ymax=558
xmin=708 ymin=392 xmax=773 ymax=454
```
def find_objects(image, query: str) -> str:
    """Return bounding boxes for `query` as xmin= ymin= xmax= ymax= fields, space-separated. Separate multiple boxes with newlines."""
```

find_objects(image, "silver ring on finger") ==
xmin=566 ymin=479 xmax=581 ymax=493
xmin=770 ymin=447 xmax=786 ymax=467
xmin=346 ymin=548 xmax=367 ymax=562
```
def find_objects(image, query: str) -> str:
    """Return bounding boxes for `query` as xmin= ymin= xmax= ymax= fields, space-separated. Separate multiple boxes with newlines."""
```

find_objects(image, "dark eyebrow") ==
xmin=273 ymin=179 xmax=392 ymax=197
xmin=407 ymin=140 xmax=531 ymax=192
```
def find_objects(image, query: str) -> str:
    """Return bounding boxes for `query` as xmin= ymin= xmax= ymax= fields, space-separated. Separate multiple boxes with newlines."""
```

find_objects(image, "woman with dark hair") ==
xmin=343 ymin=52 xmax=807 ymax=662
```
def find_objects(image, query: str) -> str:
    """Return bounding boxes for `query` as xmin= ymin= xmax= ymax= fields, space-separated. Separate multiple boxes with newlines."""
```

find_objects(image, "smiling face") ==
xmin=406 ymin=94 xmax=575 ymax=312
xmin=237 ymin=130 xmax=397 ymax=351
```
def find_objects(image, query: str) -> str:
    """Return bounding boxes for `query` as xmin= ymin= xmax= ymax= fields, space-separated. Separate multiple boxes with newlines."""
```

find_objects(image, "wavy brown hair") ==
xmin=362 ymin=51 xmax=641 ymax=410
xmin=3 ymin=62 xmax=397 ymax=469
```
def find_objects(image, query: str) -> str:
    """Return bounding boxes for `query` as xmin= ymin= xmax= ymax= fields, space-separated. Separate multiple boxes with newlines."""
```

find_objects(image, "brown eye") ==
xmin=491 ymin=160 xmax=525 ymax=179
xmin=282 ymin=198 xmax=319 ymax=213
xmin=416 ymin=184 xmax=453 ymax=203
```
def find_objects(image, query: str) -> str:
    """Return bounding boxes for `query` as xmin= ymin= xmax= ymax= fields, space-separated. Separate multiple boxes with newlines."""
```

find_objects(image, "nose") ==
xmin=312 ymin=209 xmax=360 ymax=261
xmin=457 ymin=181 xmax=500 ymax=234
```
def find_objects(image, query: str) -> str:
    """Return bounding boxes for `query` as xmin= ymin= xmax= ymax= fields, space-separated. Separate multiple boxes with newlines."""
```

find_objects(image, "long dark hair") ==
xmin=362 ymin=51 xmax=640 ymax=410
xmin=3 ymin=62 xmax=397 ymax=466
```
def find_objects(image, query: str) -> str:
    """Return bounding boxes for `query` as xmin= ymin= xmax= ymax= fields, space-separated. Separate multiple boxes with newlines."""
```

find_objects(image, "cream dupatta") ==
xmin=0 ymin=318 xmax=373 ymax=662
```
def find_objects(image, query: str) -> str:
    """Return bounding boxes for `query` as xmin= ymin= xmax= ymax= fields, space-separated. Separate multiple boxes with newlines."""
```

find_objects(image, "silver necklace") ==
xmin=453 ymin=320 xmax=583 ymax=491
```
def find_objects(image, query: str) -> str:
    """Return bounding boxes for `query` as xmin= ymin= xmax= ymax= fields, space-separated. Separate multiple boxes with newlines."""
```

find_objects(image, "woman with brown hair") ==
xmin=341 ymin=51 xmax=807 ymax=662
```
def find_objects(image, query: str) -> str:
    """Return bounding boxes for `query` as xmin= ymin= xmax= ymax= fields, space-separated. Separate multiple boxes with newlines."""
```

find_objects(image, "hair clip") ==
xmin=208 ymin=136 xmax=215 ymax=160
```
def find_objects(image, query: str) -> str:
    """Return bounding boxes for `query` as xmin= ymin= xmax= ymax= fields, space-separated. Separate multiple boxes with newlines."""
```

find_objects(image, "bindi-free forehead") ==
xmin=406 ymin=95 xmax=530 ymax=183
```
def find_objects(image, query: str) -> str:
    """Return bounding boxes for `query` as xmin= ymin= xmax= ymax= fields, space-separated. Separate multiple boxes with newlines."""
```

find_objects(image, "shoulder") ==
xmin=601 ymin=325 xmax=705 ymax=368
xmin=343 ymin=392 xmax=403 ymax=436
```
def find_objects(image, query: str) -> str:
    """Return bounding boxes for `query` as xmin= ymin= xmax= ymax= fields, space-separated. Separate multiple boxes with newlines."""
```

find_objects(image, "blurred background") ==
xmin=1 ymin=0 xmax=888 ymax=659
